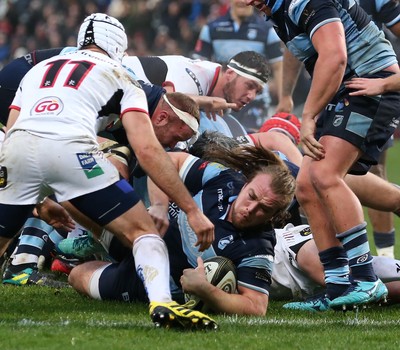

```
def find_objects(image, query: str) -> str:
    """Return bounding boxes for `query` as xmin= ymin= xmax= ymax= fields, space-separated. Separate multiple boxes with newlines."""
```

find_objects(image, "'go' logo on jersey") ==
xmin=31 ymin=97 xmax=64 ymax=116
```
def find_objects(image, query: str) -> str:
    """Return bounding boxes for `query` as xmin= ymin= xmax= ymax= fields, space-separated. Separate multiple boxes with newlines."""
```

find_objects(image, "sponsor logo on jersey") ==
xmin=247 ymin=28 xmax=257 ymax=40
xmin=76 ymin=153 xmax=104 ymax=179
xmin=0 ymin=166 xmax=7 ymax=188
xmin=185 ymin=68 xmax=204 ymax=95
xmin=218 ymin=235 xmax=234 ymax=250
xmin=333 ymin=115 xmax=344 ymax=127
xmin=31 ymin=96 xmax=64 ymax=116
xmin=335 ymin=101 xmax=344 ymax=113
xmin=217 ymin=188 xmax=224 ymax=211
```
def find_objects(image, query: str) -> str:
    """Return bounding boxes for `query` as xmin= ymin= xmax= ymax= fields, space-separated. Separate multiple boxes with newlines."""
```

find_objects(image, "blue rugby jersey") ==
xmin=271 ymin=0 xmax=397 ymax=78
xmin=193 ymin=10 xmax=283 ymax=64
xmin=357 ymin=0 xmax=400 ymax=29
xmin=164 ymin=156 xmax=275 ymax=296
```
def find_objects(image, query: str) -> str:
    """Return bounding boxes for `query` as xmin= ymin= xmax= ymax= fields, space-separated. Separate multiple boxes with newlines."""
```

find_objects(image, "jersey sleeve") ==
xmin=265 ymin=27 xmax=284 ymax=63
xmin=375 ymin=0 xmax=400 ymax=27
xmin=289 ymin=0 xmax=341 ymax=38
xmin=193 ymin=25 xmax=214 ymax=60
xmin=236 ymin=232 xmax=275 ymax=295
xmin=120 ymin=76 xmax=149 ymax=117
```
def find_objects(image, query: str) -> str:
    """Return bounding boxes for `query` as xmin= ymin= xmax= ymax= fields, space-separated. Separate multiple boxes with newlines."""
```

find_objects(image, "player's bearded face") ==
xmin=223 ymin=76 xmax=259 ymax=111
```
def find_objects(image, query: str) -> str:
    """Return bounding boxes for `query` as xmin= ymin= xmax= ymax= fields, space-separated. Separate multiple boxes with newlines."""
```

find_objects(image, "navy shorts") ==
xmin=98 ymin=255 xmax=148 ymax=303
xmin=69 ymin=179 xmax=141 ymax=226
xmin=316 ymin=71 xmax=400 ymax=175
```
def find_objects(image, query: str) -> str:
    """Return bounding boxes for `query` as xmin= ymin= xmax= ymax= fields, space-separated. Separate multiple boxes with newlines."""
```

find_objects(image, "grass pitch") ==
xmin=1 ymin=141 xmax=400 ymax=350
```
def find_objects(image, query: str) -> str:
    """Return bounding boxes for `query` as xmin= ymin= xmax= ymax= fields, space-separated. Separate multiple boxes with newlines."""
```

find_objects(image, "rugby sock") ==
xmin=319 ymin=246 xmax=351 ymax=299
xmin=336 ymin=222 xmax=377 ymax=282
xmin=11 ymin=216 xmax=56 ymax=268
xmin=132 ymin=234 xmax=171 ymax=302
xmin=373 ymin=229 xmax=395 ymax=259
xmin=372 ymin=256 xmax=400 ymax=282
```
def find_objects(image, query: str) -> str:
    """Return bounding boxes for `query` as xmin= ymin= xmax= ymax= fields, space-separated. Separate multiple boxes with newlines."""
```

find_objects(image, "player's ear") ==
xmin=153 ymin=111 xmax=169 ymax=126
xmin=225 ymin=68 xmax=236 ymax=82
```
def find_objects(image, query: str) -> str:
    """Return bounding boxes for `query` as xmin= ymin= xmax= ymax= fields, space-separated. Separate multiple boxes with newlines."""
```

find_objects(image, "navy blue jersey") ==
xmin=0 ymin=48 xmax=67 ymax=123
xmin=105 ymin=155 xmax=276 ymax=301
xmin=271 ymin=0 xmax=397 ymax=78
xmin=357 ymin=0 xmax=400 ymax=28
xmin=193 ymin=10 xmax=283 ymax=64
xmin=165 ymin=156 xmax=275 ymax=296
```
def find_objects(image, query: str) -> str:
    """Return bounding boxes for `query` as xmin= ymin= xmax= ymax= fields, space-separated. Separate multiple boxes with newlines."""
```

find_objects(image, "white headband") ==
xmin=162 ymin=94 xmax=199 ymax=133
xmin=227 ymin=59 xmax=266 ymax=86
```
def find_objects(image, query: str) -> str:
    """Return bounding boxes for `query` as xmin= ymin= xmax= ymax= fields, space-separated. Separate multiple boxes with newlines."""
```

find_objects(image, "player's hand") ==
xmin=180 ymin=257 xmax=207 ymax=294
xmin=202 ymin=97 xmax=237 ymax=121
xmin=300 ymin=118 xmax=325 ymax=160
xmin=147 ymin=204 xmax=169 ymax=237
xmin=274 ymin=95 xmax=294 ymax=114
xmin=344 ymin=77 xmax=385 ymax=96
xmin=35 ymin=198 xmax=76 ymax=231
xmin=187 ymin=209 xmax=214 ymax=252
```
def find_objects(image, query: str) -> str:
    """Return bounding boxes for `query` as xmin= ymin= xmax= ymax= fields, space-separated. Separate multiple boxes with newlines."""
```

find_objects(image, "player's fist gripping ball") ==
xmin=184 ymin=256 xmax=237 ymax=312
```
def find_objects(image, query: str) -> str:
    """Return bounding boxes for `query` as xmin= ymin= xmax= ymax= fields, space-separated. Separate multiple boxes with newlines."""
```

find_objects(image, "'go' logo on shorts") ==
xmin=31 ymin=97 xmax=64 ymax=116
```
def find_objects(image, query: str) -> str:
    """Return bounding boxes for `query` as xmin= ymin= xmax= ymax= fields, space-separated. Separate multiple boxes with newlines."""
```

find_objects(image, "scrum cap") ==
xmin=77 ymin=13 xmax=127 ymax=62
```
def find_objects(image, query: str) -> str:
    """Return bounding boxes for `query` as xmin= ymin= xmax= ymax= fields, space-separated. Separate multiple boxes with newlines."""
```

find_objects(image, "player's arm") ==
xmin=181 ymin=257 xmax=268 ymax=316
xmin=388 ymin=21 xmax=400 ymax=37
xmin=275 ymin=48 xmax=302 ymax=113
xmin=269 ymin=59 xmax=283 ymax=105
xmin=122 ymin=113 xmax=214 ymax=251
xmin=187 ymin=94 xmax=237 ymax=121
xmin=6 ymin=108 xmax=20 ymax=130
xmin=300 ymin=21 xmax=347 ymax=160
xmin=147 ymin=152 xmax=192 ymax=236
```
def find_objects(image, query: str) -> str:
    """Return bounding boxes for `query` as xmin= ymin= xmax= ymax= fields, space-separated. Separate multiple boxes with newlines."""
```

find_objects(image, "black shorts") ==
xmin=98 ymin=255 xmax=148 ymax=303
xmin=316 ymin=71 xmax=400 ymax=175
xmin=0 ymin=57 xmax=32 ymax=124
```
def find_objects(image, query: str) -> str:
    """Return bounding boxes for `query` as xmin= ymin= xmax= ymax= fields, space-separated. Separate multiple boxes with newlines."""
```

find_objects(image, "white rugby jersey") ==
xmin=122 ymin=55 xmax=221 ymax=96
xmin=9 ymin=50 xmax=149 ymax=140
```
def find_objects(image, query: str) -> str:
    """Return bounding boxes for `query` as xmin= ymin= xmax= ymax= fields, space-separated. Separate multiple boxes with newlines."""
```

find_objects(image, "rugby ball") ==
xmin=184 ymin=256 xmax=237 ymax=312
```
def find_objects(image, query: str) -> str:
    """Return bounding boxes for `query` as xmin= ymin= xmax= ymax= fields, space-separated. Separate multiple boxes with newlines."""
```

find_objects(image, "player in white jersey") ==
xmin=0 ymin=13 xmax=217 ymax=330
xmin=272 ymin=224 xmax=400 ymax=308
xmin=122 ymin=51 xmax=270 ymax=137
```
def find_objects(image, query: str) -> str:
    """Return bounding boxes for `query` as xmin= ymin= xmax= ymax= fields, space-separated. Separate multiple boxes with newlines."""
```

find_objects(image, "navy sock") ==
xmin=373 ymin=229 xmax=395 ymax=248
xmin=319 ymin=246 xmax=350 ymax=299
xmin=337 ymin=222 xmax=377 ymax=282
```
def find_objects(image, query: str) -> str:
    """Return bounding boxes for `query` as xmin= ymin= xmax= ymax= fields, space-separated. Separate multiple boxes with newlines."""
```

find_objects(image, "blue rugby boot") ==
xmin=330 ymin=279 xmax=388 ymax=311
xmin=283 ymin=295 xmax=332 ymax=312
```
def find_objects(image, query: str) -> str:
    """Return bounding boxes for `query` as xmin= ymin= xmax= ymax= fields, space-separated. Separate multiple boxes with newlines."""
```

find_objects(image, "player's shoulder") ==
xmin=207 ymin=12 xmax=232 ymax=28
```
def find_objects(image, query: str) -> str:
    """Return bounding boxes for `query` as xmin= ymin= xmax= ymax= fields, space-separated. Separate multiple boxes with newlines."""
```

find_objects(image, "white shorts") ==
xmin=0 ymin=131 xmax=4 ymax=147
xmin=0 ymin=131 xmax=120 ymax=204
xmin=270 ymin=224 xmax=321 ymax=300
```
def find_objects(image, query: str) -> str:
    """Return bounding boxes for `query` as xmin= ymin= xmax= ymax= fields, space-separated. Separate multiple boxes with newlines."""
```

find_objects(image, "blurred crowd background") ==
xmin=0 ymin=0 xmax=232 ymax=68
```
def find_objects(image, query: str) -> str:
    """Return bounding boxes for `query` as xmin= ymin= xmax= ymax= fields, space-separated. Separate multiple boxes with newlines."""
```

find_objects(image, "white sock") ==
xmin=372 ymin=256 xmax=400 ymax=282
xmin=99 ymin=229 xmax=114 ymax=252
xmin=376 ymin=246 xmax=395 ymax=259
xmin=132 ymin=234 xmax=172 ymax=303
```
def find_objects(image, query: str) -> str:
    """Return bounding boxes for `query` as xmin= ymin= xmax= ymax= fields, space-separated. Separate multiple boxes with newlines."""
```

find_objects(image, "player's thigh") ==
xmin=93 ymin=256 xmax=147 ymax=302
